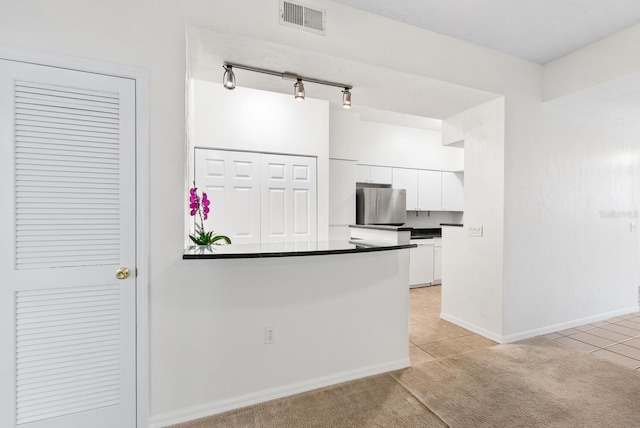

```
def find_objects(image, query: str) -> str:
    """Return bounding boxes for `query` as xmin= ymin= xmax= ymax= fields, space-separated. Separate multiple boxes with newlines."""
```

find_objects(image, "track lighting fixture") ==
xmin=342 ymin=88 xmax=351 ymax=109
xmin=222 ymin=61 xmax=352 ymax=106
xmin=222 ymin=65 xmax=236 ymax=90
xmin=294 ymin=79 xmax=305 ymax=101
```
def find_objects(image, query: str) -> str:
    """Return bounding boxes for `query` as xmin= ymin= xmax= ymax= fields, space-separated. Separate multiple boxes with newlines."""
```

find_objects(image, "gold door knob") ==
xmin=116 ymin=267 xmax=130 ymax=280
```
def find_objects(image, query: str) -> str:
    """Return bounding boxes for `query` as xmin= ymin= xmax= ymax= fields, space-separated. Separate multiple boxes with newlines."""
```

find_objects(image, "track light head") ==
xmin=342 ymin=88 xmax=352 ymax=109
xmin=294 ymin=79 xmax=305 ymax=101
xmin=222 ymin=65 xmax=236 ymax=90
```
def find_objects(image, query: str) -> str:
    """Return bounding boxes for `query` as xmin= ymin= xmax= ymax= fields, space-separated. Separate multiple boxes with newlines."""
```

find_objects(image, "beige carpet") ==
xmin=172 ymin=374 xmax=446 ymax=428
xmin=171 ymin=337 xmax=640 ymax=427
xmin=394 ymin=337 xmax=640 ymax=427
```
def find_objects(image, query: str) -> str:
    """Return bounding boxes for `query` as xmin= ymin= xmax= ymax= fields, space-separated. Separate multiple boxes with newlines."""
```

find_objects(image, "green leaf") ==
xmin=211 ymin=235 xmax=232 ymax=245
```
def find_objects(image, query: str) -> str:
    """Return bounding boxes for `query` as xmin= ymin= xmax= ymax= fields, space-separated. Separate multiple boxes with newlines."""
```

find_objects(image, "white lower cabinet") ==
xmin=409 ymin=239 xmax=435 ymax=287
xmin=195 ymin=148 xmax=317 ymax=244
xmin=433 ymin=238 xmax=442 ymax=284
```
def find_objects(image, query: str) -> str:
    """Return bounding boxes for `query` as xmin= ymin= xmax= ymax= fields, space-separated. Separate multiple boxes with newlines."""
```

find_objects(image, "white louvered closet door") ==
xmin=0 ymin=60 xmax=136 ymax=428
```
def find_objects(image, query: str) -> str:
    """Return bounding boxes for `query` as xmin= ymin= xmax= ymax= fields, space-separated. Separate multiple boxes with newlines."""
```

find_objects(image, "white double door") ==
xmin=0 ymin=60 xmax=137 ymax=427
xmin=194 ymin=149 xmax=317 ymax=244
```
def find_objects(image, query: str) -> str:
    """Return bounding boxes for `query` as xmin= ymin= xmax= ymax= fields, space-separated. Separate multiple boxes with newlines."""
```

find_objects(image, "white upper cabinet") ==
xmin=369 ymin=165 xmax=393 ymax=184
xmin=393 ymin=168 xmax=442 ymax=211
xmin=418 ymin=170 xmax=442 ymax=211
xmin=442 ymin=172 xmax=464 ymax=211
xmin=392 ymin=168 xmax=418 ymax=211
xmin=356 ymin=164 xmax=392 ymax=185
xmin=393 ymin=168 xmax=463 ymax=212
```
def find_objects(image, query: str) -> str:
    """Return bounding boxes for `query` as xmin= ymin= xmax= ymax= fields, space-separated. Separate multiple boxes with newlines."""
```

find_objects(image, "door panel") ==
xmin=194 ymin=149 xmax=261 ymax=244
xmin=267 ymin=188 xmax=287 ymax=237
xmin=0 ymin=60 xmax=136 ymax=428
xmin=293 ymin=189 xmax=310 ymax=235
xmin=261 ymin=154 xmax=316 ymax=243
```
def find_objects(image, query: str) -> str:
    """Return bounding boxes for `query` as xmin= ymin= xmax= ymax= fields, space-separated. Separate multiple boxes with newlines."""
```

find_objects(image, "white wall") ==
xmin=502 ymin=100 xmax=640 ymax=341
xmin=151 ymin=249 xmax=410 ymax=426
xmin=192 ymin=81 xmax=330 ymax=240
xmin=329 ymin=108 xmax=360 ymax=161
xmin=3 ymin=0 xmax=640 ymax=423
xmin=440 ymin=98 xmax=505 ymax=341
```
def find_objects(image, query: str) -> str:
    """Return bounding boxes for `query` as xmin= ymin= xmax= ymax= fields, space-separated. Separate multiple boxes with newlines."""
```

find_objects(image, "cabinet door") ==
xmin=418 ymin=170 xmax=442 ymax=211
xmin=409 ymin=242 xmax=435 ymax=287
xmin=329 ymin=159 xmax=356 ymax=225
xmin=433 ymin=246 xmax=442 ymax=283
xmin=195 ymin=149 xmax=261 ymax=244
xmin=369 ymin=165 xmax=392 ymax=185
xmin=261 ymin=154 xmax=317 ymax=243
xmin=442 ymin=172 xmax=464 ymax=211
xmin=392 ymin=168 xmax=418 ymax=211
xmin=355 ymin=164 xmax=370 ymax=183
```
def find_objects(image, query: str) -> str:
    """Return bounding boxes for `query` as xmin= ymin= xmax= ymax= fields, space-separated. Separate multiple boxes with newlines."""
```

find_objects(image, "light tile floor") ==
xmin=544 ymin=287 xmax=640 ymax=371
xmin=409 ymin=285 xmax=497 ymax=364
xmin=411 ymin=285 xmax=640 ymax=372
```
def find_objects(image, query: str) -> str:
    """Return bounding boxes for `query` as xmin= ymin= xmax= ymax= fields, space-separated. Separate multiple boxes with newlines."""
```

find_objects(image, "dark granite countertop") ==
xmin=183 ymin=239 xmax=416 ymax=259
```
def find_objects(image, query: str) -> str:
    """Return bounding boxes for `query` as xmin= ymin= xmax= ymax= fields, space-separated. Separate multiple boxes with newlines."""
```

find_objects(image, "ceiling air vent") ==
xmin=280 ymin=1 xmax=326 ymax=35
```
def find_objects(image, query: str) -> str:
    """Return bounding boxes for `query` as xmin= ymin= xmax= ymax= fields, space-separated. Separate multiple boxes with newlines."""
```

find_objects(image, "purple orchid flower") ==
xmin=188 ymin=184 xmax=231 ymax=246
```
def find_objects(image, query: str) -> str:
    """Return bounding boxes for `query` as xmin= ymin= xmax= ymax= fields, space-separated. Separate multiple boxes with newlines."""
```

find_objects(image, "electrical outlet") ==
xmin=265 ymin=326 xmax=276 ymax=344
xmin=468 ymin=225 xmax=483 ymax=237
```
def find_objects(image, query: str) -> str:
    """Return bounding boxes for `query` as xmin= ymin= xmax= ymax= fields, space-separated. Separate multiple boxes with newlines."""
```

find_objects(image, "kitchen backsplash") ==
xmin=403 ymin=211 xmax=463 ymax=228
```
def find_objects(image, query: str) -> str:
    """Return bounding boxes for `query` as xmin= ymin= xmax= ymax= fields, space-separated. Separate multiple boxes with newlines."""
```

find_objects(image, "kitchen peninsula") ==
xmin=179 ymin=239 xmax=414 ymax=416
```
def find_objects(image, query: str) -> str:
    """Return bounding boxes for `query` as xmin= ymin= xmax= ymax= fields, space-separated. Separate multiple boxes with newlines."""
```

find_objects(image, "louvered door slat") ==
xmin=17 ymin=117 xmax=119 ymax=132
xmin=15 ymin=81 xmax=119 ymax=99
xmin=17 ymin=311 xmax=119 ymax=326
xmin=15 ymin=94 xmax=119 ymax=113
xmin=16 ymin=110 xmax=120 ymax=126
xmin=17 ymin=132 xmax=119 ymax=146
xmin=17 ymin=145 xmax=120 ymax=159
xmin=16 ymin=368 xmax=118 ymax=393
xmin=17 ymin=334 xmax=120 ymax=356
xmin=15 ymin=85 xmax=119 ymax=103
xmin=16 ymin=104 xmax=119 ymax=121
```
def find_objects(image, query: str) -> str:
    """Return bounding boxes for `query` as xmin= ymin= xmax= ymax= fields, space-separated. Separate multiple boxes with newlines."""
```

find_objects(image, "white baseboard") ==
xmin=440 ymin=312 xmax=504 ymax=343
xmin=149 ymin=358 xmax=410 ymax=428
xmin=501 ymin=305 xmax=640 ymax=343
xmin=442 ymin=305 xmax=640 ymax=345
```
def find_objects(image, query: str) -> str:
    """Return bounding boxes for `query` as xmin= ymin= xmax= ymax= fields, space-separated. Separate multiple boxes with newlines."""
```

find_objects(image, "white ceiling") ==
xmin=331 ymin=0 xmax=640 ymax=64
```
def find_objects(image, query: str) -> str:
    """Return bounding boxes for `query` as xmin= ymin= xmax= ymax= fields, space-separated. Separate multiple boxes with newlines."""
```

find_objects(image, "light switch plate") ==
xmin=469 ymin=225 xmax=483 ymax=237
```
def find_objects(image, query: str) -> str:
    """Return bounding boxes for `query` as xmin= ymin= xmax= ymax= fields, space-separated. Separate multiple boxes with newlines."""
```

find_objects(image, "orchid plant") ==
xmin=188 ymin=186 xmax=231 ymax=246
